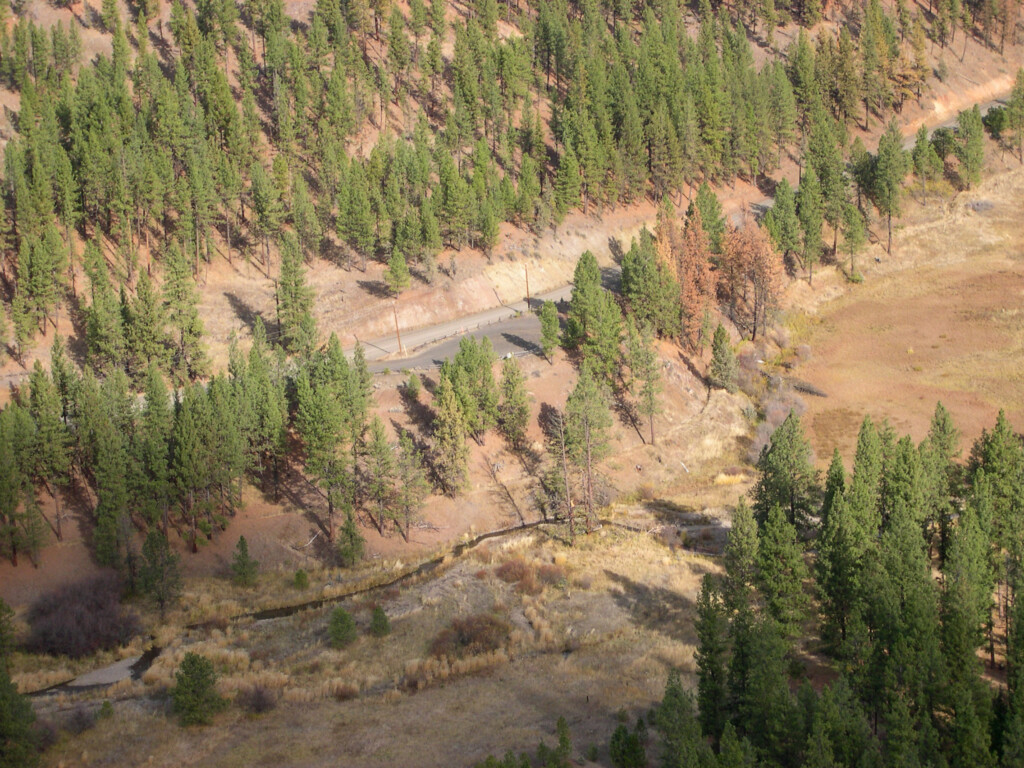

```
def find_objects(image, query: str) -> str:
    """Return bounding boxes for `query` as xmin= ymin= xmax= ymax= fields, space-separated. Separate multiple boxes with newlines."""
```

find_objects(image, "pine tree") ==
xmin=626 ymin=320 xmax=660 ymax=445
xmin=565 ymin=364 xmax=612 ymax=532
xmin=338 ymin=509 xmax=365 ymax=566
xmin=797 ymin=164 xmax=824 ymax=284
xmin=912 ymin=125 xmax=943 ymax=198
xmin=0 ymin=662 xmax=38 ymax=768
xmin=873 ymin=119 xmax=909 ymax=254
xmin=84 ymin=242 xmax=126 ymax=373
xmin=362 ymin=416 xmax=397 ymax=534
xmin=564 ymin=250 xmax=602 ymax=349
xmin=553 ymin=145 xmax=581 ymax=223
xmin=841 ymin=202 xmax=867 ymax=279
xmin=1008 ymin=68 xmax=1024 ymax=163
xmin=277 ymin=234 xmax=317 ymax=355
xmin=0 ymin=597 xmax=13 ymax=666
xmin=723 ymin=497 xmax=760 ymax=616
xmin=708 ymin=323 xmax=738 ymax=393
xmin=693 ymin=182 xmax=725 ymax=254
xmin=340 ymin=164 xmax=375 ymax=264
xmin=385 ymin=247 xmax=411 ymax=295
xmin=250 ymin=161 xmax=283 ymax=272
xmin=817 ymin=490 xmax=868 ymax=654
xmin=163 ymin=242 xmax=207 ymax=381
xmin=172 ymin=384 xmax=212 ymax=553
xmin=295 ymin=367 xmax=352 ymax=542
xmin=394 ymin=431 xmax=429 ymax=541
xmin=231 ymin=535 xmax=260 ymax=587
xmin=432 ymin=372 xmax=469 ymax=496
xmin=583 ymin=289 xmax=623 ymax=384
xmin=763 ymin=178 xmax=801 ymax=263
xmin=539 ymin=300 xmax=560 ymax=362
xmin=621 ymin=228 xmax=679 ymax=336
xmin=140 ymin=530 xmax=182 ymax=616
xmin=757 ymin=504 xmax=809 ymax=634
xmin=172 ymin=653 xmax=226 ymax=726
xmin=28 ymin=361 xmax=71 ymax=541
xmin=124 ymin=271 xmax=171 ymax=379
xmin=752 ymin=411 xmax=819 ymax=527
xmin=498 ymin=356 xmax=530 ymax=451
xmin=956 ymin=104 xmax=985 ymax=189
xmin=656 ymin=669 xmax=715 ymax=768
xmin=694 ymin=573 xmax=729 ymax=746
xmin=0 ymin=404 xmax=44 ymax=567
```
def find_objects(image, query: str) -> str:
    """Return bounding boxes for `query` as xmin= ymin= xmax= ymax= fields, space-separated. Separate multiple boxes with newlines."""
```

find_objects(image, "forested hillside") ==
xmin=1 ymin=0 xmax=1022 ymax=368
xmin=0 ymin=0 xmax=1023 ymax=570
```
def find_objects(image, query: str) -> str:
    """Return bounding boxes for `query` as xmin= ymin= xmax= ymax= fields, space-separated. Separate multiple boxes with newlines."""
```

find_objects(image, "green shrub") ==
xmin=405 ymin=372 xmax=421 ymax=399
xmin=293 ymin=569 xmax=309 ymax=590
xmin=171 ymin=653 xmax=226 ymax=726
xmin=370 ymin=606 xmax=391 ymax=637
xmin=609 ymin=723 xmax=646 ymax=768
xmin=329 ymin=607 xmax=357 ymax=648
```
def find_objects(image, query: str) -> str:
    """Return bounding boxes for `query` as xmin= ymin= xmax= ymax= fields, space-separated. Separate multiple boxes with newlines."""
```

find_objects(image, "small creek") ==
xmin=27 ymin=514 xmax=721 ymax=699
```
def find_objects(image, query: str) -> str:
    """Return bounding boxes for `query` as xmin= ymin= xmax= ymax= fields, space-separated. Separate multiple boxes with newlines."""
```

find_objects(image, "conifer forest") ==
xmin=0 ymin=0 xmax=1023 ymax=760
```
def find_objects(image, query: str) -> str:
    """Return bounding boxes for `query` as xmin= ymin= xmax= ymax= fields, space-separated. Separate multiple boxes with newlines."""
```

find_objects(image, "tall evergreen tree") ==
xmin=565 ymin=364 xmax=612 ymax=532
xmin=956 ymin=104 xmax=985 ymax=189
xmin=498 ymin=356 xmax=530 ymax=452
xmin=276 ymin=233 xmax=317 ymax=355
xmin=163 ymin=243 xmax=207 ymax=381
xmin=694 ymin=573 xmax=729 ymax=747
xmin=873 ymin=119 xmax=909 ymax=254
xmin=626 ymin=319 xmax=660 ymax=445
xmin=796 ymin=165 xmax=824 ymax=284
xmin=708 ymin=323 xmax=738 ymax=393
xmin=432 ymin=371 xmax=469 ymax=496
xmin=393 ymin=430 xmax=430 ymax=541
xmin=539 ymin=300 xmax=560 ymax=362
xmin=27 ymin=361 xmax=71 ymax=541
xmin=757 ymin=504 xmax=809 ymax=634
xmin=751 ymin=411 xmax=818 ymax=527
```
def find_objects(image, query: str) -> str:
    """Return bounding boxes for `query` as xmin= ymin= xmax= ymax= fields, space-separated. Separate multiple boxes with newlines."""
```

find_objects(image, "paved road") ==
xmin=368 ymin=312 xmax=547 ymax=373
xmin=362 ymin=283 xmax=574 ymax=371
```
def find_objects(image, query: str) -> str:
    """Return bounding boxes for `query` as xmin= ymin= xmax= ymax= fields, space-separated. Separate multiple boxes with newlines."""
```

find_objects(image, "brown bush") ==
xmin=537 ymin=564 xmax=567 ymax=586
xmin=516 ymin=571 xmax=542 ymax=595
xmin=238 ymin=685 xmax=278 ymax=714
xmin=495 ymin=558 xmax=531 ymax=584
xmin=26 ymin=574 xmax=141 ymax=658
xmin=429 ymin=614 xmax=511 ymax=659
xmin=64 ymin=706 xmax=97 ymax=735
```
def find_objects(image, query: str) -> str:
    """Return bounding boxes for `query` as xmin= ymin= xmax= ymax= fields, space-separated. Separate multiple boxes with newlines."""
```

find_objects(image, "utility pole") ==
xmin=393 ymin=303 xmax=404 ymax=356
xmin=525 ymin=265 xmax=530 ymax=306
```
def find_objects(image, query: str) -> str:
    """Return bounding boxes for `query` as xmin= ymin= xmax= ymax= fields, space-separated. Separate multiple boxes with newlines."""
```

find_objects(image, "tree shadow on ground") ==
xmin=357 ymin=280 xmax=392 ymax=299
xmin=501 ymin=332 xmax=541 ymax=354
xmin=224 ymin=292 xmax=271 ymax=336
xmin=603 ymin=569 xmax=696 ymax=644
xmin=612 ymin=389 xmax=646 ymax=445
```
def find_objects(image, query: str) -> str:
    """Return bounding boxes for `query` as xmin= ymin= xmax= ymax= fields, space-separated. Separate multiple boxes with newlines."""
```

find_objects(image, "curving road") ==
xmin=362 ymin=284 xmax=574 ymax=372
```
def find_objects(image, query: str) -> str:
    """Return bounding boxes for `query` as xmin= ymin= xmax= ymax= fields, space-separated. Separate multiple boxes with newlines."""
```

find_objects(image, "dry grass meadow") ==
xmin=787 ymin=162 xmax=1024 ymax=465
xmin=34 ymin=519 xmax=720 ymax=768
